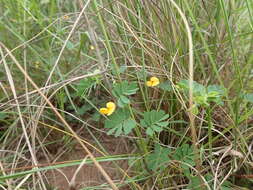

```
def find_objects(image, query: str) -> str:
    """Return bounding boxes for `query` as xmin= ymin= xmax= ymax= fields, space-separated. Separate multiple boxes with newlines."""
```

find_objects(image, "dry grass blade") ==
xmin=0 ymin=72 xmax=106 ymax=110
xmin=69 ymin=156 xmax=89 ymax=190
xmin=14 ymin=173 xmax=32 ymax=190
xmin=0 ymin=43 xmax=119 ymax=190
xmin=167 ymin=0 xmax=198 ymax=170
xmin=44 ymin=0 xmax=92 ymax=87
xmin=0 ymin=46 xmax=47 ymax=189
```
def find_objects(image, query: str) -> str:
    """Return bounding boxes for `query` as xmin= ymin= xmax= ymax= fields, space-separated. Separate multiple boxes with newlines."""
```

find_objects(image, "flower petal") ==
xmin=100 ymin=108 xmax=108 ymax=114
xmin=152 ymin=80 xmax=159 ymax=86
xmin=106 ymin=102 xmax=116 ymax=109
xmin=146 ymin=81 xmax=152 ymax=87
xmin=106 ymin=102 xmax=116 ymax=115
xmin=150 ymin=77 xmax=159 ymax=86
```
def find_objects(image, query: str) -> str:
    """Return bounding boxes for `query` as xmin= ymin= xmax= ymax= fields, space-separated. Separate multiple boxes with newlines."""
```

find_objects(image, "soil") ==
xmin=42 ymin=135 xmax=132 ymax=190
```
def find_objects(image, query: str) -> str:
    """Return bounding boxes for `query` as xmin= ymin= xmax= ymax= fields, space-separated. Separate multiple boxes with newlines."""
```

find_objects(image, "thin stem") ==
xmin=207 ymin=107 xmax=213 ymax=157
xmin=167 ymin=0 xmax=198 ymax=167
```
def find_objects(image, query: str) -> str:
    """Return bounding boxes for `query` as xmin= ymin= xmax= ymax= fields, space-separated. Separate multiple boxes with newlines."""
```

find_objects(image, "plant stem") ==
xmin=207 ymin=107 xmax=213 ymax=157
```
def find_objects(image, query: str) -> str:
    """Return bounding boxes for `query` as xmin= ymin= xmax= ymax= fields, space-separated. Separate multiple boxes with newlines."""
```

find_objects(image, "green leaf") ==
xmin=192 ymin=82 xmax=206 ymax=95
xmin=107 ymin=128 xmax=117 ymax=136
xmin=207 ymin=85 xmax=226 ymax=96
xmin=159 ymin=81 xmax=172 ymax=91
xmin=187 ymin=174 xmax=232 ymax=190
xmin=119 ymin=66 xmax=127 ymax=74
xmin=146 ymin=144 xmax=171 ymax=171
xmin=112 ymin=81 xmax=139 ymax=107
xmin=177 ymin=80 xmax=225 ymax=106
xmin=207 ymin=85 xmax=226 ymax=105
xmin=220 ymin=180 xmax=232 ymax=190
xmin=75 ymin=78 xmax=96 ymax=96
xmin=207 ymin=91 xmax=219 ymax=98
xmin=187 ymin=176 xmax=203 ymax=190
xmin=177 ymin=80 xmax=206 ymax=95
xmin=191 ymin=104 xmax=199 ymax=115
xmin=156 ymin=121 xmax=169 ymax=127
xmin=242 ymin=93 xmax=253 ymax=103
xmin=0 ymin=112 xmax=7 ymax=120
xmin=112 ymin=65 xmax=127 ymax=75
xmin=152 ymin=126 xmax=164 ymax=132
xmin=124 ymin=119 xmax=136 ymax=134
xmin=136 ymin=68 xmax=147 ymax=81
xmin=119 ymin=95 xmax=130 ymax=104
xmin=206 ymin=85 xmax=225 ymax=105
xmin=141 ymin=110 xmax=169 ymax=136
xmin=66 ymin=41 xmax=75 ymax=50
xmin=112 ymin=81 xmax=139 ymax=97
xmin=177 ymin=79 xmax=189 ymax=90
xmin=104 ymin=109 xmax=136 ymax=137
xmin=159 ymin=113 xmax=170 ymax=121
xmin=194 ymin=95 xmax=209 ymax=106
xmin=76 ymin=104 xmax=93 ymax=115
xmin=91 ymin=112 xmax=100 ymax=122
xmin=115 ymin=125 xmax=123 ymax=137
xmin=172 ymin=144 xmax=195 ymax=170
xmin=117 ymin=95 xmax=130 ymax=108
xmin=117 ymin=98 xmax=125 ymax=108
xmin=146 ymin=128 xmax=154 ymax=136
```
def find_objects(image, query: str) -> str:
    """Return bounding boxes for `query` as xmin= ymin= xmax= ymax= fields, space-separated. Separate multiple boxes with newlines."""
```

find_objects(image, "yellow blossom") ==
xmin=146 ymin=77 xmax=160 ymax=87
xmin=63 ymin=15 xmax=69 ymax=20
xmin=34 ymin=61 xmax=41 ymax=69
xmin=99 ymin=102 xmax=116 ymax=116
xmin=90 ymin=45 xmax=95 ymax=50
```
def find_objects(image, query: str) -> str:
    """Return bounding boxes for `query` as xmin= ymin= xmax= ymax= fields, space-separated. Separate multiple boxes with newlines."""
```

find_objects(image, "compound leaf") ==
xmin=104 ymin=109 xmax=136 ymax=137
xmin=146 ymin=144 xmax=171 ymax=171
xmin=141 ymin=110 xmax=169 ymax=136
xmin=112 ymin=81 xmax=139 ymax=107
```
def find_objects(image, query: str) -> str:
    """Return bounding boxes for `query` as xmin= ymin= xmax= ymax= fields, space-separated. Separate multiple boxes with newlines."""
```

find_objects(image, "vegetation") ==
xmin=0 ymin=0 xmax=253 ymax=189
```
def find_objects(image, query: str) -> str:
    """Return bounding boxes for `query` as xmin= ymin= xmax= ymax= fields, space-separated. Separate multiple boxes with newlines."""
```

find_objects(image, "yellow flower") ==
xmin=146 ymin=77 xmax=160 ymax=87
xmin=90 ymin=45 xmax=95 ymax=50
xmin=99 ymin=102 xmax=116 ymax=116
xmin=63 ymin=15 xmax=69 ymax=20
xmin=34 ymin=61 xmax=41 ymax=69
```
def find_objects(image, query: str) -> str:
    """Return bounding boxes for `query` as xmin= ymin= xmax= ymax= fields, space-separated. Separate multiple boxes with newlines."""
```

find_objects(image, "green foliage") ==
xmin=104 ymin=109 xmax=136 ymax=137
xmin=206 ymin=85 xmax=226 ymax=105
xmin=62 ymin=73 xmax=103 ymax=122
xmin=146 ymin=144 xmax=171 ymax=171
xmin=177 ymin=80 xmax=225 ymax=108
xmin=173 ymin=144 xmax=195 ymax=170
xmin=76 ymin=31 xmax=93 ymax=59
xmin=112 ymin=65 xmax=127 ymax=75
xmin=140 ymin=110 xmax=169 ymax=136
xmin=187 ymin=175 xmax=232 ymax=190
xmin=242 ymin=93 xmax=253 ymax=103
xmin=75 ymin=77 xmax=98 ymax=97
xmin=177 ymin=80 xmax=205 ymax=94
xmin=0 ymin=112 xmax=7 ymax=120
xmin=220 ymin=181 xmax=233 ymax=190
xmin=145 ymin=144 xmax=195 ymax=173
xmin=0 ymin=112 xmax=8 ymax=138
xmin=112 ymin=81 xmax=139 ymax=107
xmin=75 ymin=104 xmax=93 ymax=115
xmin=159 ymin=80 xmax=172 ymax=91
xmin=91 ymin=112 xmax=101 ymax=122
xmin=187 ymin=176 xmax=205 ymax=190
